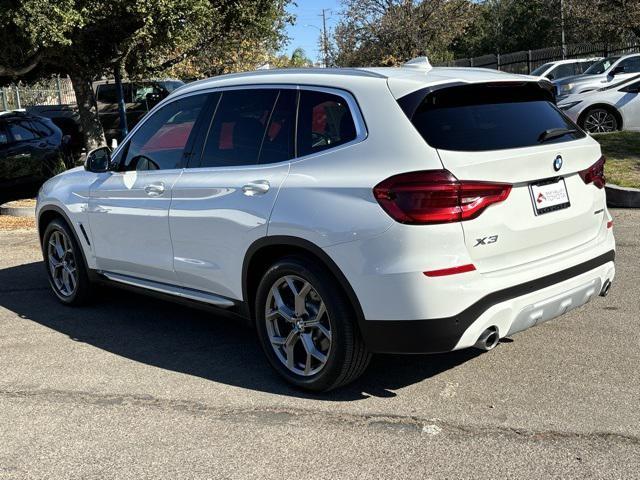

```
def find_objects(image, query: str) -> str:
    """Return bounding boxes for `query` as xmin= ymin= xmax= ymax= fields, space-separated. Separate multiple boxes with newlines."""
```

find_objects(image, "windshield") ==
xmin=584 ymin=57 xmax=620 ymax=75
xmin=531 ymin=63 xmax=553 ymax=76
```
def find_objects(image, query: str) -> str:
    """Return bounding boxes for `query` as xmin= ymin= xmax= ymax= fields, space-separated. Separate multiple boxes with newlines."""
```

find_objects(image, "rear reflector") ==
xmin=424 ymin=264 xmax=476 ymax=277
xmin=579 ymin=156 xmax=606 ymax=189
xmin=607 ymin=220 xmax=613 ymax=229
xmin=373 ymin=170 xmax=511 ymax=225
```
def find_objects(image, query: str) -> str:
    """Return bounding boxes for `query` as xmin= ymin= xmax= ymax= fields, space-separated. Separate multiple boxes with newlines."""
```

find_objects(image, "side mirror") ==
xmin=84 ymin=146 xmax=112 ymax=173
xmin=610 ymin=66 xmax=626 ymax=76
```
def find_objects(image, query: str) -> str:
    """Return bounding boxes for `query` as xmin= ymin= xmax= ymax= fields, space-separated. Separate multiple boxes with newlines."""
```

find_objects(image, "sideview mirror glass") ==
xmin=84 ymin=146 xmax=112 ymax=173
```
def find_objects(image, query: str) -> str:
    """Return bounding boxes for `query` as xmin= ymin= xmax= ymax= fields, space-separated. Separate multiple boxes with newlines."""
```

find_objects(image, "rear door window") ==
xmin=400 ymin=83 xmax=585 ymax=152
xmin=297 ymin=90 xmax=357 ymax=157
xmin=199 ymin=89 xmax=278 ymax=168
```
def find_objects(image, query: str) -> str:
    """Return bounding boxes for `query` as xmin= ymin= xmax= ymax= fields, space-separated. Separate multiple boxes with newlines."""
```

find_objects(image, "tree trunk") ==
xmin=69 ymin=74 xmax=106 ymax=152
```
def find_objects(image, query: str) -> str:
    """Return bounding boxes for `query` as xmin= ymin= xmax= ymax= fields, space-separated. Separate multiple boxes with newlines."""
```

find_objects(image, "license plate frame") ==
xmin=529 ymin=177 xmax=571 ymax=216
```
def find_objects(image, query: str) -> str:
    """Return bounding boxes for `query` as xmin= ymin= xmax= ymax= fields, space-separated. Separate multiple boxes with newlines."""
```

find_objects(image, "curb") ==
xmin=606 ymin=184 xmax=640 ymax=208
xmin=0 ymin=203 xmax=36 ymax=218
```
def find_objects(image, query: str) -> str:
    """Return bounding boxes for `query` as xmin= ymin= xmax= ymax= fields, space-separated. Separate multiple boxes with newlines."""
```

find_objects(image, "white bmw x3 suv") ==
xmin=37 ymin=59 xmax=615 ymax=391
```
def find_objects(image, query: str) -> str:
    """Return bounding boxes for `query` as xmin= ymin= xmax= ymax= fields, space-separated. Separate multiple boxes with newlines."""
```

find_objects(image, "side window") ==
xmin=552 ymin=64 xmax=574 ymax=80
xmin=7 ymin=120 xmax=38 ymax=142
xmin=96 ymin=83 xmax=132 ymax=104
xmin=31 ymin=120 xmax=52 ymax=137
xmin=620 ymin=57 xmax=640 ymax=73
xmin=120 ymin=93 xmax=207 ymax=171
xmin=0 ymin=125 xmax=8 ymax=145
xmin=132 ymin=83 xmax=162 ymax=102
xmin=259 ymin=89 xmax=297 ymax=164
xmin=297 ymin=90 xmax=357 ymax=157
xmin=200 ymin=89 xmax=278 ymax=168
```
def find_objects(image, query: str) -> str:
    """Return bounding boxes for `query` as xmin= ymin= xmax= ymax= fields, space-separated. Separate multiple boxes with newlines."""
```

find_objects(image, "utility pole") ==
xmin=560 ymin=0 xmax=567 ymax=59
xmin=320 ymin=9 xmax=330 ymax=68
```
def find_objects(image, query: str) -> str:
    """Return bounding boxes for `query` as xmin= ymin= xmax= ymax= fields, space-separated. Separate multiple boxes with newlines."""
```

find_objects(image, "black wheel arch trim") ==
xmin=241 ymin=235 xmax=367 ymax=329
xmin=38 ymin=204 xmax=97 ymax=281
xmin=362 ymin=250 xmax=616 ymax=354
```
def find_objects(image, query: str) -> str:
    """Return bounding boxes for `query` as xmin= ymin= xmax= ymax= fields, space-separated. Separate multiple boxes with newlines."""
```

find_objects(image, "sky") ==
xmin=283 ymin=0 xmax=342 ymax=63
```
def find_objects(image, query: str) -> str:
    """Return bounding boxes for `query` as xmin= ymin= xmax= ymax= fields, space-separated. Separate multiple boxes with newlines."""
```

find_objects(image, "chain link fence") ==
xmin=0 ymin=77 xmax=76 ymax=111
xmin=436 ymin=41 xmax=640 ymax=74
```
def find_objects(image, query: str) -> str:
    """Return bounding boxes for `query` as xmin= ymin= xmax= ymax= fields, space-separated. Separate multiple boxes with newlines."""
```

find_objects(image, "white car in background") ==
xmin=36 ymin=59 xmax=616 ymax=391
xmin=558 ymin=74 xmax=640 ymax=133
xmin=555 ymin=54 xmax=640 ymax=98
xmin=530 ymin=58 xmax=600 ymax=82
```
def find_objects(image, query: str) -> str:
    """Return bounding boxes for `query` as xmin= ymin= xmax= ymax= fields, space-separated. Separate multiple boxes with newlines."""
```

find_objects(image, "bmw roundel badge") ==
xmin=553 ymin=155 xmax=563 ymax=172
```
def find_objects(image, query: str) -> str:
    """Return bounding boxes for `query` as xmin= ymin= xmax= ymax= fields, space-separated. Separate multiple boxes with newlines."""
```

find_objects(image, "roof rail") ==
xmin=403 ymin=56 xmax=432 ymax=72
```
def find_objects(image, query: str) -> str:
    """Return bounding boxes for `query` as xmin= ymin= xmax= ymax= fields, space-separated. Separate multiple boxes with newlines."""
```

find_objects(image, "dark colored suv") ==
xmin=0 ymin=112 xmax=69 ymax=192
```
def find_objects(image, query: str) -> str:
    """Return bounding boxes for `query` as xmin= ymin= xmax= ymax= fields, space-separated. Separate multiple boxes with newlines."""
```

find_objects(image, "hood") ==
xmin=553 ymin=74 xmax=602 ymax=87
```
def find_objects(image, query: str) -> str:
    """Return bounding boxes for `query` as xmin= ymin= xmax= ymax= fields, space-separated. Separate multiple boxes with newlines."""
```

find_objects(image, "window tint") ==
xmin=619 ymin=57 xmax=640 ymax=73
xmin=0 ymin=125 xmax=8 ymax=145
xmin=531 ymin=63 xmax=553 ymax=76
xmin=200 ymin=89 xmax=278 ymax=168
xmin=403 ymin=84 xmax=584 ymax=152
xmin=259 ymin=89 xmax=296 ymax=164
xmin=31 ymin=119 xmax=53 ymax=137
xmin=97 ymin=83 xmax=132 ymax=103
xmin=297 ymin=90 xmax=357 ymax=157
xmin=7 ymin=120 xmax=38 ymax=142
xmin=121 ymin=93 xmax=207 ymax=171
xmin=550 ymin=63 xmax=575 ymax=80
xmin=585 ymin=57 xmax=620 ymax=74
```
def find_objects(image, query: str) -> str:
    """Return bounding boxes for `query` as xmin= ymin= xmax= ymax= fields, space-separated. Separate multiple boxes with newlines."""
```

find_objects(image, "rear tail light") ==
xmin=373 ymin=170 xmax=512 ymax=225
xmin=424 ymin=264 xmax=476 ymax=277
xmin=579 ymin=156 xmax=606 ymax=189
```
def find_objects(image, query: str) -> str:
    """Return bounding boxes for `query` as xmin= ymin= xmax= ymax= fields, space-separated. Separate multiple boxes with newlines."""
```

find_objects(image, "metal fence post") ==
xmin=1 ymin=88 xmax=7 ymax=111
xmin=527 ymin=50 xmax=532 ymax=74
xmin=14 ymin=86 xmax=21 ymax=109
xmin=56 ymin=75 xmax=63 ymax=105
xmin=496 ymin=53 xmax=501 ymax=71
xmin=470 ymin=57 xmax=474 ymax=67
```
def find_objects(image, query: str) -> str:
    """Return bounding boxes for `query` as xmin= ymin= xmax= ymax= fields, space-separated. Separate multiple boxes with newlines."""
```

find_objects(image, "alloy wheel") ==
xmin=264 ymin=275 xmax=332 ymax=376
xmin=47 ymin=230 xmax=78 ymax=297
xmin=583 ymin=110 xmax=617 ymax=133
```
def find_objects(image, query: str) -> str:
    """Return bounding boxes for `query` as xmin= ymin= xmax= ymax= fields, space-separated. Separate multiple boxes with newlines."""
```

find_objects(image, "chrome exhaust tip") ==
xmin=600 ymin=279 xmax=612 ymax=297
xmin=473 ymin=326 xmax=500 ymax=351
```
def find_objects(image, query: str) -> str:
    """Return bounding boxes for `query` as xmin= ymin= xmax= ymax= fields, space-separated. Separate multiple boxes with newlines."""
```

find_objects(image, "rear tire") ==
xmin=42 ymin=218 xmax=92 ymax=305
xmin=255 ymin=255 xmax=371 ymax=391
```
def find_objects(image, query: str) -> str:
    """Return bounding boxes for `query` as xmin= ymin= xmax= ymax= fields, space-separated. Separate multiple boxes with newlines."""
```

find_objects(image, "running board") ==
xmin=101 ymin=272 xmax=235 ymax=308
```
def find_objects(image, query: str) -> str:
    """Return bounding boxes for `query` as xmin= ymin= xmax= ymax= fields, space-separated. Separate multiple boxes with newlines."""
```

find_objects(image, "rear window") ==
xmin=400 ymin=83 xmax=584 ymax=152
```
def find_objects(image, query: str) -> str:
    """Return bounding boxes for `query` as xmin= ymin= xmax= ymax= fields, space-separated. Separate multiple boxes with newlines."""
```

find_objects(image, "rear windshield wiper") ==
xmin=538 ymin=127 xmax=577 ymax=143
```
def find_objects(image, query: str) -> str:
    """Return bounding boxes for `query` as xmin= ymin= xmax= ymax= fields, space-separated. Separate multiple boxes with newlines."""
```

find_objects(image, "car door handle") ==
xmin=242 ymin=180 xmax=270 ymax=196
xmin=144 ymin=182 xmax=165 ymax=196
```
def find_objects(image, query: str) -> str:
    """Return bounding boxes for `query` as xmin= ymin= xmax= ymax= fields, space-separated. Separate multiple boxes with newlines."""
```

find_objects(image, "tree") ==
xmin=564 ymin=0 xmax=640 ymax=42
xmin=0 ymin=0 xmax=291 ymax=150
xmin=330 ymin=0 xmax=476 ymax=67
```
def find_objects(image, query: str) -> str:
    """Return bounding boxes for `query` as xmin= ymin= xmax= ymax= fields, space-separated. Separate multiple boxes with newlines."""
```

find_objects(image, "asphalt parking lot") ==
xmin=0 ymin=210 xmax=638 ymax=479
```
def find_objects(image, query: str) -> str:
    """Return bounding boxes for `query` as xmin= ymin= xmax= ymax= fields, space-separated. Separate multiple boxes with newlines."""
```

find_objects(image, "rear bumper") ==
xmin=359 ymin=250 xmax=615 ymax=354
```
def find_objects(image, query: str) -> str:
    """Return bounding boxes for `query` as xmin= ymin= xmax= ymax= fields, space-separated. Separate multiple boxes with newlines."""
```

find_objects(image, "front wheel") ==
xmin=42 ymin=218 xmax=92 ymax=305
xmin=581 ymin=108 xmax=619 ymax=133
xmin=255 ymin=256 xmax=371 ymax=391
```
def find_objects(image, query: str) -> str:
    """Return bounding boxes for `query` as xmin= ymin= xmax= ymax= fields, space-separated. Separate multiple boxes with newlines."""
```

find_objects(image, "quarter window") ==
xmin=120 ymin=93 xmax=207 ymax=171
xmin=200 ymin=89 xmax=278 ymax=168
xmin=297 ymin=90 xmax=357 ymax=157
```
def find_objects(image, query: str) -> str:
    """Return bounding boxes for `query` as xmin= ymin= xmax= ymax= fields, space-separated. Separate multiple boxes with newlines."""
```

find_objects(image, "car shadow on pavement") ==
xmin=0 ymin=261 xmax=482 ymax=401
